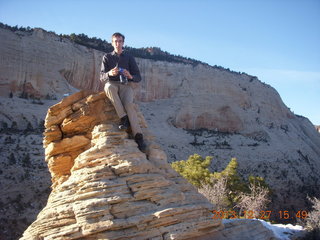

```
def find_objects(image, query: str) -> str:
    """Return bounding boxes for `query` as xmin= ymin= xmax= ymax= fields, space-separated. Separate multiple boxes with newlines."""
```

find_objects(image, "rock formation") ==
xmin=20 ymin=91 xmax=223 ymax=239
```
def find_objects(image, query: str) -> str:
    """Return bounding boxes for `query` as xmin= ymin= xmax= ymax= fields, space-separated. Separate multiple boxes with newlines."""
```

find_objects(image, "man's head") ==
xmin=112 ymin=32 xmax=125 ymax=54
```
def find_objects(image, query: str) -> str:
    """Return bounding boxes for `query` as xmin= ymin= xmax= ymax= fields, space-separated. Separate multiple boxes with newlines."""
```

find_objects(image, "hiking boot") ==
xmin=119 ymin=115 xmax=130 ymax=130
xmin=135 ymin=133 xmax=147 ymax=153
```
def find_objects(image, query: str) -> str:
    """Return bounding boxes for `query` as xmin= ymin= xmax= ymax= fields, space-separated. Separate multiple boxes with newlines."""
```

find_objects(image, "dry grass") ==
xmin=235 ymin=183 xmax=270 ymax=217
xmin=306 ymin=197 xmax=320 ymax=232
xmin=198 ymin=177 xmax=229 ymax=210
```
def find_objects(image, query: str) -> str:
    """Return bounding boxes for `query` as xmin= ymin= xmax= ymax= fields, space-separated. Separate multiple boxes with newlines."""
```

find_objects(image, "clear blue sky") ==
xmin=1 ymin=0 xmax=319 ymax=124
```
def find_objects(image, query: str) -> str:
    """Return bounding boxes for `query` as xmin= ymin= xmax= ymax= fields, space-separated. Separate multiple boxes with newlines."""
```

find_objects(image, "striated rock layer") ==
xmin=20 ymin=91 xmax=222 ymax=240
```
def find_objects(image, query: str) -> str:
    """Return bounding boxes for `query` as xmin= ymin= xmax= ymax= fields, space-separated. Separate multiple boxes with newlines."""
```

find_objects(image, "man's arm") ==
xmin=129 ymin=56 xmax=141 ymax=82
xmin=100 ymin=55 xmax=111 ymax=83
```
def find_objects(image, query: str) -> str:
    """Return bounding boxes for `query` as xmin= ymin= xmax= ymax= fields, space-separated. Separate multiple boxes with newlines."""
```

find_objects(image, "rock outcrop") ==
xmin=20 ymin=91 xmax=222 ymax=239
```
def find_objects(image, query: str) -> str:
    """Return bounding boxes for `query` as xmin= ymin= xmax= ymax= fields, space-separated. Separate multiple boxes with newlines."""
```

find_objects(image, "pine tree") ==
xmin=8 ymin=153 xmax=16 ymax=165
xmin=213 ymin=158 xmax=248 ymax=205
xmin=171 ymin=154 xmax=213 ymax=187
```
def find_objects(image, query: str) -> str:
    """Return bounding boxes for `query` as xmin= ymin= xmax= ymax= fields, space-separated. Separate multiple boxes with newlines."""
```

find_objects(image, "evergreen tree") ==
xmin=171 ymin=154 xmax=270 ymax=209
xmin=22 ymin=153 xmax=31 ymax=167
xmin=213 ymin=158 xmax=248 ymax=205
xmin=8 ymin=153 xmax=16 ymax=165
xmin=171 ymin=154 xmax=213 ymax=187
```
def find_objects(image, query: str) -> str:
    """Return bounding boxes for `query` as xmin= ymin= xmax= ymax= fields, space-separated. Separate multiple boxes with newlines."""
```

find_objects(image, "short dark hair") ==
xmin=112 ymin=32 xmax=125 ymax=41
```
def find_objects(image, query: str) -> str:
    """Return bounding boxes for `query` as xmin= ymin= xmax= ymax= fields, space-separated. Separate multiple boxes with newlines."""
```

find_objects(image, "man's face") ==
xmin=112 ymin=36 xmax=124 ymax=52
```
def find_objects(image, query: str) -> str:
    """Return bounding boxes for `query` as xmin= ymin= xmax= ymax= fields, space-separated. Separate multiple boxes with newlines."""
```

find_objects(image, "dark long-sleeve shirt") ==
xmin=100 ymin=51 xmax=141 ymax=83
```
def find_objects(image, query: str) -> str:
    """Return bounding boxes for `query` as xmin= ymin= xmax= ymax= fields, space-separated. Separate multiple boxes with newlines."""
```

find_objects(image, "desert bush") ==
xmin=198 ymin=176 xmax=229 ymax=210
xmin=22 ymin=153 xmax=31 ymax=167
xmin=4 ymin=136 xmax=14 ymax=144
xmin=235 ymin=182 xmax=270 ymax=217
xmin=26 ymin=122 xmax=33 ymax=131
xmin=305 ymin=196 xmax=320 ymax=237
xmin=212 ymin=157 xmax=249 ymax=206
xmin=11 ymin=121 xmax=18 ymax=129
xmin=8 ymin=153 xmax=16 ymax=165
xmin=1 ymin=121 xmax=8 ymax=130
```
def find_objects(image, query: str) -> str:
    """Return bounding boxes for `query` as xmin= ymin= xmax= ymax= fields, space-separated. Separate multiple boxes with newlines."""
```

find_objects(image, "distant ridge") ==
xmin=0 ymin=22 xmax=245 ymax=75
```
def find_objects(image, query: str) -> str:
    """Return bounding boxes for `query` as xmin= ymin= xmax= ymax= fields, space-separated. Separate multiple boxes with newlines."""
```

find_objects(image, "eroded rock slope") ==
xmin=20 ymin=91 xmax=222 ymax=240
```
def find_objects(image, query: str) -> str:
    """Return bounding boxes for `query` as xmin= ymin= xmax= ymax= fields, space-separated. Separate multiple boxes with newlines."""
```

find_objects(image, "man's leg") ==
xmin=118 ymin=84 xmax=142 ymax=136
xmin=104 ymin=82 xmax=126 ymax=118
xmin=104 ymin=82 xmax=130 ymax=129
xmin=119 ymin=84 xmax=146 ymax=152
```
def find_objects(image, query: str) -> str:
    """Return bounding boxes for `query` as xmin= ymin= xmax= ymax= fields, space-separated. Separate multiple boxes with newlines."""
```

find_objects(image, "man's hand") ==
xmin=108 ymin=67 xmax=119 ymax=77
xmin=122 ymin=69 xmax=133 ymax=80
xmin=108 ymin=67 xmax=133 ymax=79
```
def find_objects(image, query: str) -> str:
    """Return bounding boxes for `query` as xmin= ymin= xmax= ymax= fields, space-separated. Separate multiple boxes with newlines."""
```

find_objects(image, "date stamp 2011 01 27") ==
xmin=211 ymin=210 xmax=308 ymax=220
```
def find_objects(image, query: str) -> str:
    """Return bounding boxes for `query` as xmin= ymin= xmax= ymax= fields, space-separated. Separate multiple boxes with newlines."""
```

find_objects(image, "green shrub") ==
xmin=212 ymin=157 xmax=248 ymax=205
xmin=171 ymin=154 xmax=270 ymax=211
xmin=171 ymin=154 xmax=213 ymax=187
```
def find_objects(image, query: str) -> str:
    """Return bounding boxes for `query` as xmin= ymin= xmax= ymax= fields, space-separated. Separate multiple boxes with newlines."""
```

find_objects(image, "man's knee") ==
xmin=104 ymin=82 xmax=117 ymax=94
xmin=120 ymin=86 xmax=134 ymax=105
xmin=104 ymin=83 xmax=117 ymax=92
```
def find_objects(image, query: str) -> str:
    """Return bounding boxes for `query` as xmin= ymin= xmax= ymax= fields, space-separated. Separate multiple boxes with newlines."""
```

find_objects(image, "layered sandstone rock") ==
xmin=20 ymin=91 xmax=222 ymax=240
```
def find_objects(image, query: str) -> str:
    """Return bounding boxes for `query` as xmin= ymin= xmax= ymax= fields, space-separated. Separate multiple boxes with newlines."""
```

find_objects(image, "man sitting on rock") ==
xmin=100 ymin=32 xmax=146 ymax=152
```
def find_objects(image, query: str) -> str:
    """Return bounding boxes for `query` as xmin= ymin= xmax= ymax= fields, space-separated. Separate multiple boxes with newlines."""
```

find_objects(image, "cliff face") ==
xmin=20 ymin=91 xmax=222 ymax=239
xmin=0 ymin=28 xmax=103 ymax=98
xmin=0 ymin=27 xmax=305 ymax=133
xmin=135 ymin=59 xmax=294 ymax=134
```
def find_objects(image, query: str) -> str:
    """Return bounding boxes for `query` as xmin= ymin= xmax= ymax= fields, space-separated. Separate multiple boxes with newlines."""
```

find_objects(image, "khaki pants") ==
xmin=104 ymin=81 xmax=142 ymax=136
